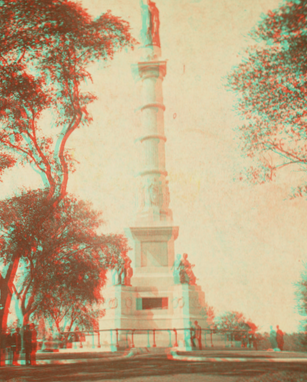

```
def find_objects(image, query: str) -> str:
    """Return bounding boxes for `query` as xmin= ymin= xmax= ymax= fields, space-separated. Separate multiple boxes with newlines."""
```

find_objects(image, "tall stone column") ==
xmin=128 ymin=2 xmax=179 ymax=290
xmin=135 ymin=60 xmax=172 ymax=225
xmin=136 ymin=1 xmax=173 ymax=227
xmin=99 ymin=1 xmax=208 ymax=351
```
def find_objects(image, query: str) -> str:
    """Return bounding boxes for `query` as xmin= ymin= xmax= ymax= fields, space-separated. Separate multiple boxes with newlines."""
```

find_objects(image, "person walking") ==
xmin=190 ymin=322 xmax=196 ymax=349
xmin=269 ymin=326 xmax=278 ymax=350
xmin=248 ymin=333 xmax=253 ymax=349
xmin=253 ymin=333 xmax=259 ymax=351
xmin=6 ymin=329 xmax=13 ymax=365
xmin=23 ymin=325 xmax=32 ymax=366
xmin=10 ymin=329 xmax=16 ymax=365
xmin=11 ymin=328 xmax=21 ymax=366
xmin=241 ymin=333 xmax=248 ymax=348
xmin=30 ymin=324 xmax=37 ymax=365
xmin=276 ymin=325 xmax=284 ymax=351
xmin=0 ymin=329 xmax=7 ymax=366
xmin=194 ymin=321 xmax=202 ymax=350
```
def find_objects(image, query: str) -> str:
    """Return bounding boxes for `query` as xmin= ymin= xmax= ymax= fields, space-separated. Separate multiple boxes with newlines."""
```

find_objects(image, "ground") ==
xmin=1 ymin=349 xmax=307 ymax=382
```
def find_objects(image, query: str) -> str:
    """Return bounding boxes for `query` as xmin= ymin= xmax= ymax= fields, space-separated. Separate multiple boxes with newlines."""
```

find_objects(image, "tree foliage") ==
xmin=205 ymin=304 xmax=215 ymax=329
xmin=0 ymin=0 xmax=135 ymax=332
xmin=215 ymin=311 xmax=258 ymax=340
xmin=226 ymin=0 xmax=307 ymax=196
xmin=0 ymin=153 xmax=16 ymax=180
xmin=0 ymin=0 xmax=135 ymax=202
xmin=0 ymin=190 xmax=129 ymax=331
xmin=295 ymin=263 xmax=307 ymax=348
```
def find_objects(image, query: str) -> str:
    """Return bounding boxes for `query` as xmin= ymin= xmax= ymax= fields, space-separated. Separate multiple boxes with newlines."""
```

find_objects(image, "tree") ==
xmin=215 ymin=311 xmax=247 ymax=331
xmin=295 ymin=263 xmax=307 ymax=348
xmin=205 ymin=304 xmax=216 ymax=329
xmin=0 ymin=190 xmax=42 ymax=334
xmin=226 ymin=0 xmax=307 ymax=195
xmin=215 ymin=311 xmax=258 ymax=341
xmin=0 ymin=0 xmax=135 ymax=332
xmin=29 ymin=200 xmax=129 ymax=335
xmin=0 ymin=153 xmax=15 ymax=179
xmin=0 ymin=191 xmax=129 ymax=332
xmin=1 ymin=0 xmax=135 ymax=203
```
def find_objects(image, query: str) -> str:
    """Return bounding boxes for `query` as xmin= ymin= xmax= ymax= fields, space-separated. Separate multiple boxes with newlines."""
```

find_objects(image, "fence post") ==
xmin=131 ymin=329 xmax=135 ymax=348
xmin=79 ymin=332 xmax=83 ymax=349
xmin=97 ymin=331 xmax=101 ymax=348
xmin=153 ymin=329 xmax=156 ymax=348
xmin=211 ymin=330 xmax=213 ymax=347
xmin=63 ymin=333 xmax=67 ymax=349
xmin=116 ymin=329 xmax=119 ymax=349
xmin=173 ymin=329 xmax=178 ymax=347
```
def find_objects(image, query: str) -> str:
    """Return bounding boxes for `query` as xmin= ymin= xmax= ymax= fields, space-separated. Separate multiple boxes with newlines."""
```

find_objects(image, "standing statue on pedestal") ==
xmin=172 ymin=254 xmax=182 ymax=284
xmin=140 ymin=0 xmax=161 ymax=47
xmin=124 ymin=256 xmax=133 ymax=286
xmin=121 ymin=253 xmax=133 ymax=286
xmin=111 ymin=253 xmax=133 ymax=286
xmin=111 ymin=264 xmax=120 ymax=286
xmin=178 ymin=253 xmax=197 ymax=285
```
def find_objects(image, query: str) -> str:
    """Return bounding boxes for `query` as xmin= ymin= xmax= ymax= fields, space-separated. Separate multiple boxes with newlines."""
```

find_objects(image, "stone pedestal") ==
xmin=98 ymin=285 xmax=135 ymax=350
xmin=130 ymin=224 xmax=178 ymax=272
xmin=99 ymin=282 xmax=208 ymax=350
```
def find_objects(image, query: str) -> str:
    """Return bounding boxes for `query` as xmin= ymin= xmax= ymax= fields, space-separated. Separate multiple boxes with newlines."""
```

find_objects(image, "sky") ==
xmin=2 ymin=0 xmax=307 ymax=333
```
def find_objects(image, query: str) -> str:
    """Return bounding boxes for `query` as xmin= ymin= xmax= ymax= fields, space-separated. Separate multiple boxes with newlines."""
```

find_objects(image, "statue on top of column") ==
xmin=140 ymin=0 xmax=161 ymax=47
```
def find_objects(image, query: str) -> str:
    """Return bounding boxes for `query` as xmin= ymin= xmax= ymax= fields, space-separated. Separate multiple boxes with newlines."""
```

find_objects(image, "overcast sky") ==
xmin=3 ymin=0 xmax=306 ymax=332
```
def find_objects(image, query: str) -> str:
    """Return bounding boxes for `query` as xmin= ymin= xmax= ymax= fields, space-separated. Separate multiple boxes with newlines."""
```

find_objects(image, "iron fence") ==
xmin=54 ymin=328 xmax=257 ymax=351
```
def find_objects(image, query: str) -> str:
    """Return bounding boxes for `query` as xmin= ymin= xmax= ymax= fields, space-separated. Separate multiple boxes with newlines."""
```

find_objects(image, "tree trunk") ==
xmin=0 ymin=281 xmax=10 ymax=332
xmin=0 ymin=253 xmax=20 ymax=336
xmin=22 ymin=311 xmax=30 ymax=327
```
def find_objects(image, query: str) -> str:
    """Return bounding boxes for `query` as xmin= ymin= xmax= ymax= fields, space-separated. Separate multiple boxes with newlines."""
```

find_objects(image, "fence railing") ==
xmin=53 ymin=328 xmax=257 ymax=351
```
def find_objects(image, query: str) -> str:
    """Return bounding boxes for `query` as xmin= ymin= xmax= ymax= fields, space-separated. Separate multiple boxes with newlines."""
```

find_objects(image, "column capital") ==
xmin=138 ymin=60 xmax=167 ymax=79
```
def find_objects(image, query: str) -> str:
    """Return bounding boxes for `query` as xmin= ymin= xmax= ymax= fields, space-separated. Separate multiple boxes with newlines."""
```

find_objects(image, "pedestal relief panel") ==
xmin=141 ymin=241 xmax=168 ymax=267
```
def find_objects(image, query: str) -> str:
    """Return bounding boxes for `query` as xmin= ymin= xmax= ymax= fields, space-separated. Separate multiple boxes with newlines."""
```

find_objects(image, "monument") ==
xmin=98 ymin=0 xmax=208 ymax=350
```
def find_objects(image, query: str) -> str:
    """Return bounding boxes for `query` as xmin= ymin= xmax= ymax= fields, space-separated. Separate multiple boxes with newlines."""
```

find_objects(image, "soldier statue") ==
xmin=178 ymin=253 xmax=197 ymax=285
xmin=140 ymin=0 xmax=161 ymax=47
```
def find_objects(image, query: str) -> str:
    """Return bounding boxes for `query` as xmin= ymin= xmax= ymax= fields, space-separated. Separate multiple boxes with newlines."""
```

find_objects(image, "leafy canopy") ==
xmin=0 ymin=190 xmax=129 ymax=330
xmin=226 ymin=0 xmax=307 ymax=196
xmin=0 ymin=0 xmax=135 ymax=202
xmin=215 ymin=311 xmax=258 ymax=334
xmin=0 ymin=0 xmax=135 ymax=332
xmin=295 ymin=262 xmax=307 ymax=348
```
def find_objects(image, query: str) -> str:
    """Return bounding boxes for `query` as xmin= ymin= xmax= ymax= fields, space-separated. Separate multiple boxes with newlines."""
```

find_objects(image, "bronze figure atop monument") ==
xmin=140 ymin=0 xmax=160 ymax=47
